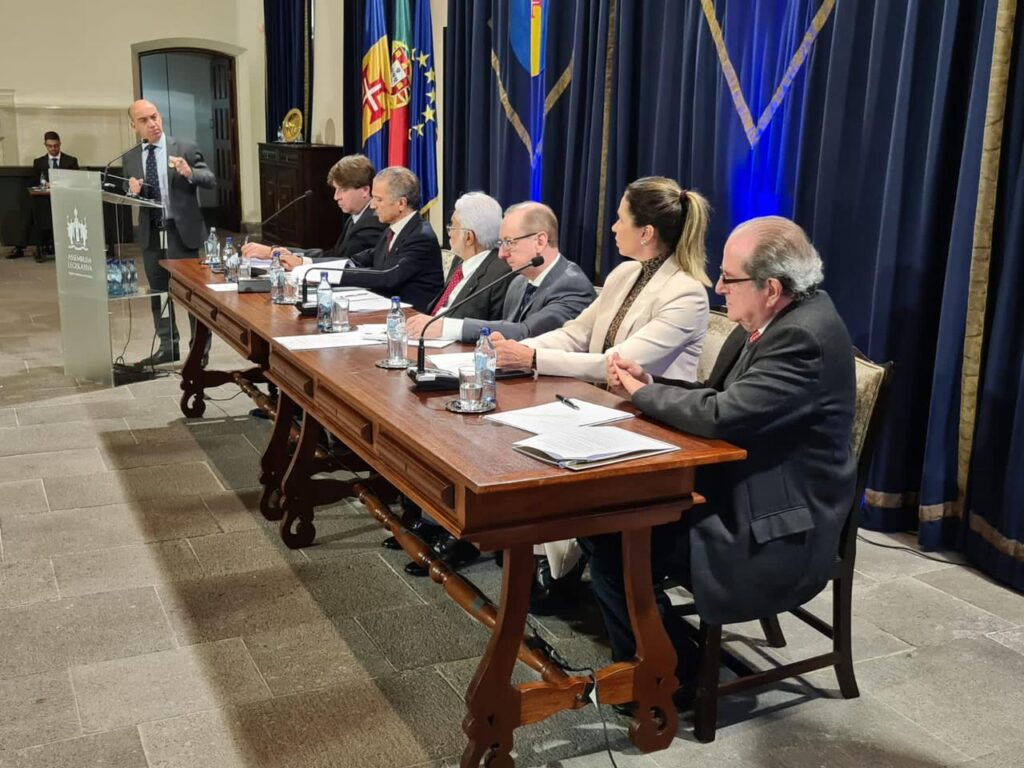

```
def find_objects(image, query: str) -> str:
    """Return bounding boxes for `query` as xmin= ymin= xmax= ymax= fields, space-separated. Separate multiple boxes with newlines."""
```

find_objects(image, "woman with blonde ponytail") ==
xmin=494 ymin=176 xmax=711 ymax=383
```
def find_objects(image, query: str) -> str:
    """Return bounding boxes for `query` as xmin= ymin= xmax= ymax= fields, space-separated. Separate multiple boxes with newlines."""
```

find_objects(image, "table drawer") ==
xmin=377 ymin=430 xmax=455 ymax=511
xmin=271 ymin=352 xmax=315 ymax=402
xmin=317 ymin=383 xmax=373 ymax=450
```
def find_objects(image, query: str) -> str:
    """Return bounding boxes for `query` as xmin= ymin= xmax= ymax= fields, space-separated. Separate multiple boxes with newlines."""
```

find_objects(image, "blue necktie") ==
xmin=514 ymin=284 xmax=537 ymax=322
xmin=51 ymin=157 xmax=57 ymax=169
xmin=145 ymin=145 xmax=162 ymax=225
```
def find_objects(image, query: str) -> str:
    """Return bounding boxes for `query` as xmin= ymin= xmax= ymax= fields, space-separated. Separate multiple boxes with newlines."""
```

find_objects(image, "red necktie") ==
xmin=431 ymin=266 xmax=464 ymax=316
xmin=748 ymin=329 xmax=762 ymax=344
xmin=385 ymin=229 xmax=394 ymax=249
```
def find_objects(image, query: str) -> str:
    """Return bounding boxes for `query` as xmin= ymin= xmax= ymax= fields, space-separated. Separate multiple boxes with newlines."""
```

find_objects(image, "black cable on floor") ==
xmin=856 ymin=533 xmax=982 ymax=572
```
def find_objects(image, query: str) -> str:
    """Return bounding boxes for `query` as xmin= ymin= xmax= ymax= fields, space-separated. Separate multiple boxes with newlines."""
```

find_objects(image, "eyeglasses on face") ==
xmin=718 ymin=273 xmax=754 ymax=285
xmin=445 ymin=225 xmax=467 ymax=235
xmin=496 ymin=232 xmax=540 ymax=250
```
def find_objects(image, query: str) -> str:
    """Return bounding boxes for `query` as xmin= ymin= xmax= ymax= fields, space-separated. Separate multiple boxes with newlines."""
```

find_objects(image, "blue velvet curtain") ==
xmin=443 ymin=0 xmax=1024 ymax=591
xmin=264 ymin=0 xmax=314 ymax=142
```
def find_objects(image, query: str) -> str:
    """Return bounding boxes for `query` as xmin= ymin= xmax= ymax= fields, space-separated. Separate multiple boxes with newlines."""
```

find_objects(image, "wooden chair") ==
xmin=697 ymin=308 xmax=738 ymax=382
xmin=675 ymin=348 xmax=894 ymax=742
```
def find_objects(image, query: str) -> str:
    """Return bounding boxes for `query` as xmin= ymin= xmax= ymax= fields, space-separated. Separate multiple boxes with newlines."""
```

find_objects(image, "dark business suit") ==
xmin=587 ymin=291 xmax=856 ymax=664
xmin=298 ymin=207 xmax=386 ymax=264
xmin=459 ymin=256 xmax=597 ymax=342
xmin=426 ymin=249 xmax=510 ymax=319
xmin=33 ymin=153 xmax=79 ymax=181
xmin=343 ymin=213 xmax=443 ymax=313
xmin=124 ymin=136 xmax=216 ymax=353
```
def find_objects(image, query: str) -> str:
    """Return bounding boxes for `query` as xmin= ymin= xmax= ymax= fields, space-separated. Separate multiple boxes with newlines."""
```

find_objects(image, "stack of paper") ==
xmin=485 ymin=399 xmax=633 ymax=433
xmin=274 ymin=331 xmax=380 ymax=351
xmin=513 ymin=426 xmax=677 ymax=470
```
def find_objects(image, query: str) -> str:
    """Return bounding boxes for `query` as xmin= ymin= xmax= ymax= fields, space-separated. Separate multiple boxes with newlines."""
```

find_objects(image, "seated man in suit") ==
xmin=598 ymin=215 xmax=857 ymax=708
xmin=8 ymin=132 xmax=80 ymax=260
xmin=400 ymin=202 xmax=597 ymax=576
xmin=409 ymin=201 xmax=597 ymax=343
xmin=340 ymin=166 xmax=442 ymax=313
xmin=241 ymin=153 xmax=385 ymax=267
xmin=404 ymin=191 xmax=509 ymax=336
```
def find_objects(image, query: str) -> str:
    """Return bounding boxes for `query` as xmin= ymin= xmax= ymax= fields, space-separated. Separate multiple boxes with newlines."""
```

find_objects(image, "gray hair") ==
xmin=453 ymin=192 xmax=502 ymax=248
xmin=377 ymin=166 xmax=421 ymax=209
xmin=732 ymin=216 xmax=823 ymax=300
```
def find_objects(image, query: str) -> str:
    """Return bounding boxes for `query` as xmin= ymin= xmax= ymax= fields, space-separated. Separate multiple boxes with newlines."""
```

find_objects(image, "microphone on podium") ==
xmin=407 ymin=255 xmax=544 ymax=390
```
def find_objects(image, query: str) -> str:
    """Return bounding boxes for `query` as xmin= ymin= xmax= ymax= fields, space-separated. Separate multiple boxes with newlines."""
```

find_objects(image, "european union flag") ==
xmin=362 ymin=0 xmax=391 ymax=169
xmin=409 ymin=0 xmax=438 ymax=213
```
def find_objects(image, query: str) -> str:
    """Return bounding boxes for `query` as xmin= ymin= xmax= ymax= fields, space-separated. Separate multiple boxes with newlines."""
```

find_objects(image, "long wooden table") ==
xmin=165 ymin=259 xmax=745 ymax=767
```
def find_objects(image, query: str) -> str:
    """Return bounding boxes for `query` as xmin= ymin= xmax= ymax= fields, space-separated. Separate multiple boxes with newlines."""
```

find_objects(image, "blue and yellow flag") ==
xmin=362 ymin=0 xmax=392 ymax=169
xmin=408 ymin=0 xmax=437 ymax=213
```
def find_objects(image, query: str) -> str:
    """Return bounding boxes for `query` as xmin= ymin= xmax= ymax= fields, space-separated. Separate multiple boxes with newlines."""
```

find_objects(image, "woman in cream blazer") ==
xmin=494 ymin=177 xmax=712 ymax=383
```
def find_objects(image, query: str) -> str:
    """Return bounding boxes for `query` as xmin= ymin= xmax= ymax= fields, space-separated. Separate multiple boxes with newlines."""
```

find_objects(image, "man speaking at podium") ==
xmin=124 ymin=99 xmax=216 ymax=367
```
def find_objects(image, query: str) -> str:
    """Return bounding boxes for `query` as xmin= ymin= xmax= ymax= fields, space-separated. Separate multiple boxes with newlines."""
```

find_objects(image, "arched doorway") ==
xmin=138 ymin=49 xmax=241 ymax=232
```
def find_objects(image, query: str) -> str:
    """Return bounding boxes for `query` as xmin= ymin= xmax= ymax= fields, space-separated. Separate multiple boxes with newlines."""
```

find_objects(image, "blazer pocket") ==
xmin=750 ymin=505 xmax=814 ymax=544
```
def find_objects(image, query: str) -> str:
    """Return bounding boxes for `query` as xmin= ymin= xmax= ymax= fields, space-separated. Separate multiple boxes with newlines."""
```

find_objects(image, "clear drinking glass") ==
xmin=331 ymin=296 xmax=350 ymax=332
xmin=283 ymin=274 xmax=299 ymax=303
xmin=458 ymin=366 xmax=485 ymax=411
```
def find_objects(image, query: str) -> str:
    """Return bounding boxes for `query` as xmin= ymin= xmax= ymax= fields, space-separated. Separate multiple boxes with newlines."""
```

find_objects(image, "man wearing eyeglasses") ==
xmin=593 ymin=216 xmax=856 ymax=706
xmin=409 ymin=201 xmax=596 ymax=343
xmin=404 ymin=192 xmax=510 ymax=336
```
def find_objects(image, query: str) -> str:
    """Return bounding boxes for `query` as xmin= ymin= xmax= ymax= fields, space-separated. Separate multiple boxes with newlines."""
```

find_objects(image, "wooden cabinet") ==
xmin=257 ymin=143 xmax=344 ymax=248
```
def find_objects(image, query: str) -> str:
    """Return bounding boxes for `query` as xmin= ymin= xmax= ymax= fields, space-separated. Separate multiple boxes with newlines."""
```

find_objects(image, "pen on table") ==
xmin=555 ymin=394 xmax=580 ymax=411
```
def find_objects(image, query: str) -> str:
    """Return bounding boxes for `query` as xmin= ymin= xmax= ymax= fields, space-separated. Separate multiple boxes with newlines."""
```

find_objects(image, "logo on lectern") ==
xmin=66 ymin=208 xmax=89 ymax=252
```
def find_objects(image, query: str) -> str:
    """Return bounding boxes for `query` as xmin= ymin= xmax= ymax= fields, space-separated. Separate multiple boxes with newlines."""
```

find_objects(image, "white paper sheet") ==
xmin=292 ymin=259 xmax=352 ymax=285
xmin=274 ymin=331 xmax=380 ymax=351
xmin=485 ymin=399 xmax=634 ymax=433
xmin=513 ymin=426 xmax=676 ymax=464
xmin=207 ymin=283 xmax=238 ymax=292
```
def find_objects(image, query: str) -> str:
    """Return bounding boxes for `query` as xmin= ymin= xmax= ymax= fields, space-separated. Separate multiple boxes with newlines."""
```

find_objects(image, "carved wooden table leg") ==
xmin=277 ymin=411 xmax=322 ymax=548
xmin=179 ymin=321 xmax=212 ymax=417
xmin=622 ymin=527 xmax=678 ymax=751
xmin=461 ymin=544 xmax=533 ymax=768
xmin=258 ymin=393 xmax=296 ymax=521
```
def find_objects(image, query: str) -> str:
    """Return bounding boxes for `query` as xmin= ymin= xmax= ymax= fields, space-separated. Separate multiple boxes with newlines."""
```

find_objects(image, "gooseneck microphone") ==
xmin=102 ymin=144 xmax=142 ymax=190
xmin=408 ymin=254 xmax=544 ymax=389
xmin=295 ymin=263 xmax=403 ymax=315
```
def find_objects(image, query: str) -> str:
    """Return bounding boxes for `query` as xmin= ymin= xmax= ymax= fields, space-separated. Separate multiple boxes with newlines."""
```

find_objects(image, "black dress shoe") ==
xmin=249 ymin=407 xmax=271 ymax=420
xmin=529 ymin=555 xmax=586 ymax=615
xmin=382 ymin=519 xmax=443 ymax=550
xmin=436 ymin=535 xmax=480 ymax=568
xmin=5 ymin=247 xmax=25 ymax=259
xmin=135 ymin=347 xmax=180 ymax=367
xmin=611 ymin=702 xmax=635 ymax=717
xmin=404 ymin=561 xmax=428 ymax=576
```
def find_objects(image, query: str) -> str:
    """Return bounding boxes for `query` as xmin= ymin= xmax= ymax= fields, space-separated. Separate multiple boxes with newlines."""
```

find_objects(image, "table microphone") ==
xmin=295 ymin=263 xmax=403 ymax=315
xmin=407 ymin=255 xmax=543 ymax=390
xmin=251 ymin=189 xmax=313 ymax=240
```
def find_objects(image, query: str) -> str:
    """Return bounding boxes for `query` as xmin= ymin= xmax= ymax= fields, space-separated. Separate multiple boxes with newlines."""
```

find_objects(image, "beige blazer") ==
xmin=524 ymin=258 xmax=708 ymax=382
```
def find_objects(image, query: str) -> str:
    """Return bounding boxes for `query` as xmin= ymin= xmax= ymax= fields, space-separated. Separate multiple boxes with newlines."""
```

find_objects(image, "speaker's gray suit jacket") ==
xmin=124 ymin=136 xmax=216 ymax=250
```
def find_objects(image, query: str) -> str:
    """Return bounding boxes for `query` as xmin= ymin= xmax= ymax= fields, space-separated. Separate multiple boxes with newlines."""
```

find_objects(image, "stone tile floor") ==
xmin=0 ymin=249 xmax=1022 ymax=767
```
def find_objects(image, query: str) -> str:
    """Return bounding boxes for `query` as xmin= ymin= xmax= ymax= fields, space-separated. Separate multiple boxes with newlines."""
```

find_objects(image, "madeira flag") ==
xmin=362 ymin=0 xmax=392 ymax=169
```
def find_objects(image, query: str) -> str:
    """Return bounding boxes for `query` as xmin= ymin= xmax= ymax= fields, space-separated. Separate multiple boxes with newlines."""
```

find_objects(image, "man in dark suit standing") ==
xmin=241 ymin=153 xmax=385 ymax=267
xmin=409 ymin=202 xmax=596 ymax=343
xmin=598 ymin=216 xmax=856 ymax=700
xmin=123 ymin=99 xmax=216 ymax=366
xmin=340 ymin=166 xmax=442 ymax=313
xmin=7 ymin=132 xmax=79 ymax=261
xmin=404 ymin=192 xmax=510 ymax=336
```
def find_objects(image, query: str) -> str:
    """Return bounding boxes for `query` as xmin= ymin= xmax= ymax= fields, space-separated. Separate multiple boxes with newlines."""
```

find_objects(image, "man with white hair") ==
xmin=599 ymin=215 xmax=857 ymax=706
xmin=406 ymin=192 xmax=510 ymax=330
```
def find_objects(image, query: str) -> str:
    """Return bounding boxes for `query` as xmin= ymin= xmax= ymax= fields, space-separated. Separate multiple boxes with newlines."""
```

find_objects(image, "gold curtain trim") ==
xmin=969 ymin=513 xmax=1024 ymax=561
xmin=958 ymin=0 xmax=1018 ymax=508
xmin=864 ymin=489 xmax=919 ymax=509
xmin=545 ymin=56 xmax=574 ymax=115
xmin=490 ymin=49 xmax=535 ymax=158
xmin=700 ymin=0 xmax=835 ymax=148
xmin=304 ymin=0 xmax=311 ymax=131
xmin=594 ymin=0 xmax=618 ymax=284
xmin=919 ymin=499 xmax=963 ymax=523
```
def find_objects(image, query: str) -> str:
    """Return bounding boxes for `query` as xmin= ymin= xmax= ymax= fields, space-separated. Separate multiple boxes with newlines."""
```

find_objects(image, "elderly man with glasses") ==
xmin=408 ymin=201 xmax=596 ymax=343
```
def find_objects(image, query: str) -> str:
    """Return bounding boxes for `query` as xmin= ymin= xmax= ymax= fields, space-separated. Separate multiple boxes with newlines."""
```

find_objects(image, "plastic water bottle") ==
xmin=119 ymin=260 xmax=132 ymax=295
xmin=386 ymin=296 xmax=407 ymax=363
xmin=269 ymin=250 xmax=287 ymax=304
xmin=223 ymin=237 xmax=239 ymax=282
xmin=475 ymin=327 xmax=497 ymax=407
xmin=106 ymin=259 xmax=123 ymax=297
xmin=316 ymin=272 xmax=333 ymax=332
xmin=204 ymin=227 xmax=219 ymax=266
xmin=128 ymin=260 xmax=138 ymax=295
